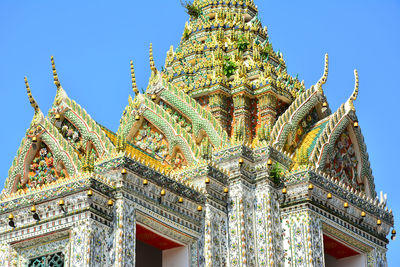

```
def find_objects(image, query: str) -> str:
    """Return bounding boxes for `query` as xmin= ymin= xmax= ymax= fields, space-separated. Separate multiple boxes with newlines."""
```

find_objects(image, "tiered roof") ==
xmin=1 ymin=0 xmax=377 ymax=202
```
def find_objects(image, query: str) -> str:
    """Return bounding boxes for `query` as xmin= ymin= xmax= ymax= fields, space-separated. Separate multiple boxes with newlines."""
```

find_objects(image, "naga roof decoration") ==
xmin=2 ymin=0 xmax=377 ymax=201
xmin=2 ymin=78 xmax=82 ymax=198
xmin=270 ymin=54 xmax=330 ymax=150
xmin=48 ymin=56 xmax=116 ymax=158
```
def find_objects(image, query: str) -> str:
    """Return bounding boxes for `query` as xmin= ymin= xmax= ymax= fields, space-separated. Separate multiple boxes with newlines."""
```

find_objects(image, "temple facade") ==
xmin=0 ymin=0 xmax=395 ymax=266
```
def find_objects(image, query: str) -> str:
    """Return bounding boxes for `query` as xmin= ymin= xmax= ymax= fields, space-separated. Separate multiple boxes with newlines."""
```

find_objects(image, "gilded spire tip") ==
xmin=347 ymin=69 xmax=359 ymax=111
xmin=51 ymin=56 xmax=61 ymax=88
xmin=130 ymin=60 xmax=139 ymax=95
xmin=316 ymin=53 xmax=329 ymax=93
xmin=149 ymin=43 xmax=157 ymax=74
xmin=351 ymin=69 xmax=359 ymax=102
xmin=24 ymin=76 xmax=39 ymax=112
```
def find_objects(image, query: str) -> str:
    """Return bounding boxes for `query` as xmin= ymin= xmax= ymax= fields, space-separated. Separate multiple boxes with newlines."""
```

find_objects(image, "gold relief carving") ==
xmin=233 ymin=95 xmax=249 ymax=109
xmin=209 ymin=93 xmax=222 ymax=107
xmin=259 ymin=93 xmax=277 ymax=109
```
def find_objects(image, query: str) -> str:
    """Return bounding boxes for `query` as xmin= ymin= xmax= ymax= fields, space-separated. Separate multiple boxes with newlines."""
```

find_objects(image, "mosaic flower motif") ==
xmin=17 ymin=143 xmax=68 ymax=192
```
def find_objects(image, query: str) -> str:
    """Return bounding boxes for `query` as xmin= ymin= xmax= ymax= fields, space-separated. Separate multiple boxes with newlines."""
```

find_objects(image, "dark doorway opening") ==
xmin=136 ymin=224 xmax=188 ymax=267
xmin=136 ymin=239 xmax=162 ymax=267
xmin=323 ymin=234 xmax=365 ymax=267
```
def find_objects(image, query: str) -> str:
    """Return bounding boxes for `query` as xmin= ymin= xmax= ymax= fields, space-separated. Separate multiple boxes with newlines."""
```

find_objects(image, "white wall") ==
xmin=162 ymin=246 xmax=189 ymax=267
xmin=325 ymin=253 xmax=366 ymax=267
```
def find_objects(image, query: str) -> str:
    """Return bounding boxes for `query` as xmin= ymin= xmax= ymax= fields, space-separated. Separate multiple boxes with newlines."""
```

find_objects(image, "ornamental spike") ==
xmin=130 ymin=60 xmax=139 ymax=95
xmin=351 ymin=69 xmax=359 ymax=101
xmin=51 ymin=56 xmax=61 ymax=88
xmin=25 ymin=77 xmax=39 ymax=113
xmin=316 ymin=53 xmax=329 ymax=93
xmin=347 ymin=69 xmax=359 ymax=111
xmin=149 ymin=43 xmax=157 ymax=74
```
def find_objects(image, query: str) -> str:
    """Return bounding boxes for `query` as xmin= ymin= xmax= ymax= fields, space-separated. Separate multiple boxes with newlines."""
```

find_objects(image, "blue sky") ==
xmin=0 ymin=0 xmax=399 ymax=264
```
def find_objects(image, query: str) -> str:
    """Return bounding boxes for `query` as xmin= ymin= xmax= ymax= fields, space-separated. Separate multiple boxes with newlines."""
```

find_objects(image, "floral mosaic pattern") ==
xmin=255 ymin=185 xmax=284 ymax=266
xmin=228 ymin=183 xmax=256 ymax=267
xmin=17 ymin=143 xmax=68 ymax=192
xmin=282 ymin=210 xmax=324 ymax=267
xmin=70 ymin=220 xmax=91 ymax=266
xmin=205 ymin=204 xmax=228 ymax=267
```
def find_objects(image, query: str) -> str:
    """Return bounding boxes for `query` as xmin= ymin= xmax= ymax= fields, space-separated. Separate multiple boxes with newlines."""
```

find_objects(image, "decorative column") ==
xmin=232 ymin=94 xmax=252 ymax=143
xmin=204 ymin=203 xmax=229 ymax=267
xmin=0 ymin=243 xmax=17 ymax=267
xmin=368 ymin=247 xmax=388 ymax=267
xmin=258 ymin=93 xmax=277 ymax=132
xmin=254 ymin=182 xmax=284 ymax=266
xmin=70 ymin=220 xmax=93 ymax=267
xmin=281 ymin=209 xmax=324 ymax=267
xmin=209 ymin=92 xmax=229 ymax=132
xmin=114 ymin=197 xmax=136 ymax=267
xmin=228 ymin=182 xmax=256 ymax=267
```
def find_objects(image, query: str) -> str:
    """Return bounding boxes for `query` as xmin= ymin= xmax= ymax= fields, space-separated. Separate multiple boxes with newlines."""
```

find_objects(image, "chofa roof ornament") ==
xmin=315 ymin=53 xmax=329 ymax=93
xmin=51 ymin=56 xmax=68 ymax=106
xmin=25 ymin=76 xmax=44 ymax=125
xmin=130 ymin=60 xmax=139 ymax=95
xmin=346 ymin=69 xmax=359 ymax=112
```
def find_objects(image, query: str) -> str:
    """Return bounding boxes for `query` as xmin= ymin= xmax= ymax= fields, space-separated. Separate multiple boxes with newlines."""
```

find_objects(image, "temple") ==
xmin=0 ymin=0 xmax=395 ymax=266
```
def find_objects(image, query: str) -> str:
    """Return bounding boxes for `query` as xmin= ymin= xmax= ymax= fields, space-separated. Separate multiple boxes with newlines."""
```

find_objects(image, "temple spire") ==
xmin=24 ymin=77 xmax=39 ymax=113
xmin=351 ymin=69 xmax=359 ymax=102
xmin=316 ymin=53 xmax=329 ymax=93
xmin=50 ymin=56 xmax=69 ymax=106
xmin=347 ymin=69 xmax=359 ymax=111
xmin=25 ymin=76 xmax=44 ymax=125
xmin=149 ymin=43 xmax=157 ymax=74
xmin=51 ymin=56 xmax=61 ymax=88
xmin=130 ymin=60 xmax=139 ymax=95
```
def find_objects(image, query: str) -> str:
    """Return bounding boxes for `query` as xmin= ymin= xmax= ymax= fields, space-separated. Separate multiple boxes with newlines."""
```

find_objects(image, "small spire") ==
xmin=24 ymin=77 xmax=39 ymax=112
xmin=351 ymin=69 xmax=359 ymax=102
xmin=149 ymin=43 xmax=157 ymax=73
xmin=347 ymin=69 xmax=359 ymax=111
xmin=130 ymin=60 xmax=139 ymax=95
xmin=51 ymin=56 xmax=61 ymax=88
xmin=316 ymin=53 xmax=329 ymax=93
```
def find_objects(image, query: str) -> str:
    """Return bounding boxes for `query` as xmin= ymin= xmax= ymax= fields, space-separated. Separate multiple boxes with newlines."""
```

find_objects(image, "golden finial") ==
xmin=130 ymin=60 xmax=139 ymax=95
xmin=149 ymin=43 xmax=157 ymax=73
xmin=51 ymin=56 xmax=61 ymax=88
xmin=348 ymin=69 xmax=359 ymax=111
xmin=316 ymin=53 xmax=329 ymax=93
xmin=351 ymin=69 xmax=359 ymax=102
xmin=25 ymin=77 xmax=39 ymax=112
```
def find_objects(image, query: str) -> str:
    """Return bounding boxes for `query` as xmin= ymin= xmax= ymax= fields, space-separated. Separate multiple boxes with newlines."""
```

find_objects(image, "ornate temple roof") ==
xmin=1 ymin=0 xmax=377 ymax=201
